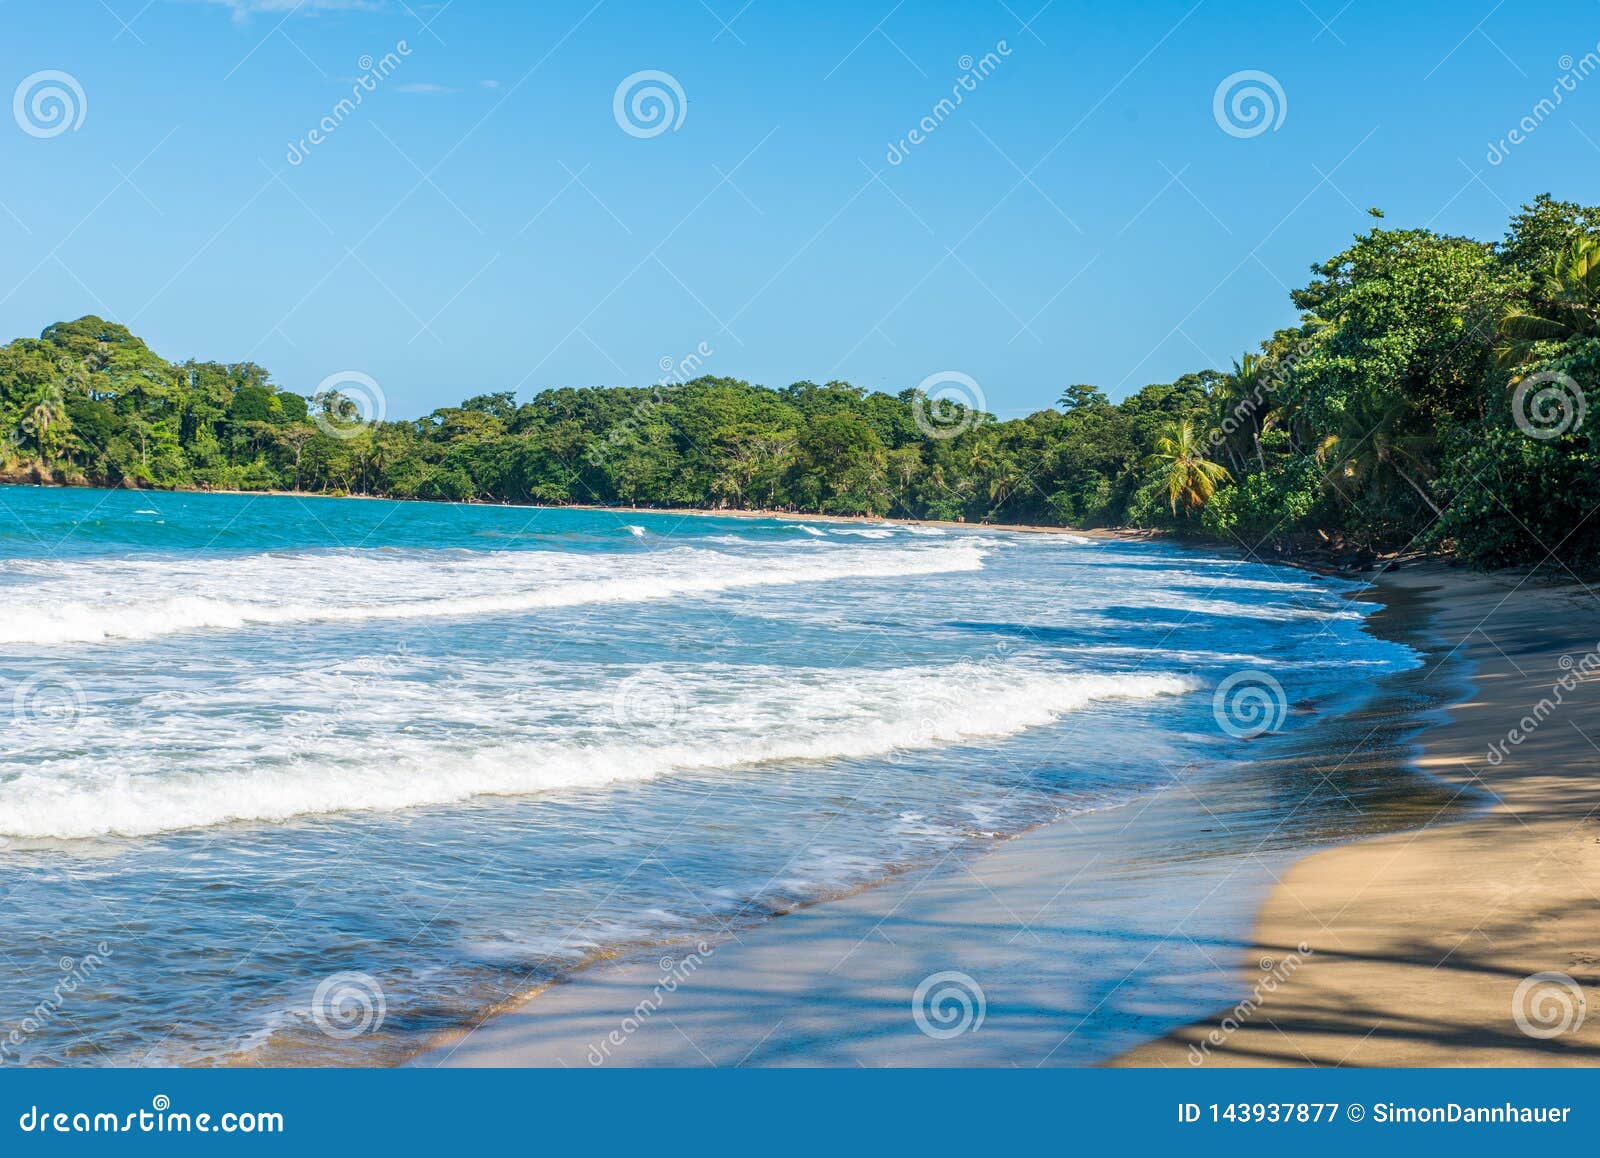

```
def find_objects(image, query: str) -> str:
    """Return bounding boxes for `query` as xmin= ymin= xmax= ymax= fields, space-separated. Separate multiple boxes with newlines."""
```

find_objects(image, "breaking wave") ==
xmin=0 ymin=663 xmax=1194 ymax=839
xmin=0 ymin=543 xmax=987 ymax=646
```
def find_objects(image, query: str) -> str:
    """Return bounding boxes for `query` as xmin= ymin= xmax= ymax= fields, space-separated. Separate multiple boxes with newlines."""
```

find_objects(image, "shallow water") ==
xmin=0 ymin=487 xmax=1416 ymax=1065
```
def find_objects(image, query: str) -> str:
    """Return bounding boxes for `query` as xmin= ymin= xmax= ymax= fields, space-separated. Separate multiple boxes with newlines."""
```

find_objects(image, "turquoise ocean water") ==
xmin=0 ymin=486 xmax=1415 ymax=1065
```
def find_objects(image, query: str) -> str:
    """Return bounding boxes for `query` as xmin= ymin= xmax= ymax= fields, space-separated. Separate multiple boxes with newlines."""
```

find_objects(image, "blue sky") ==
xmin=3 ymin=0 xmax=1598 ymax=419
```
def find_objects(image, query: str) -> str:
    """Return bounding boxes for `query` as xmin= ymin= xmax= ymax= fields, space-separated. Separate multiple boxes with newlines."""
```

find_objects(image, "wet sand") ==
xmin=1116 ymin=564 xmax=1600 ymax=1067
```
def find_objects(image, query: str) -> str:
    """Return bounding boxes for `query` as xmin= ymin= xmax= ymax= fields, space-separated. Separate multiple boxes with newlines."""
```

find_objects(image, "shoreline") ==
xmin=0 ymin=478 xmax=1369 ymax=576
xmin=407 ymin=563 xmax=1474 ymax=1068
xmin=23 ymin=480 xmax=1586 ymax=1065
xmin=1114 ymin=563 xmax=1600 ymax=1066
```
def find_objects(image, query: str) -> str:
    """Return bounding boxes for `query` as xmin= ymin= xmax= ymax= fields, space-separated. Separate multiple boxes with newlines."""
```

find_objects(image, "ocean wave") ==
xmin=0 ymin=542 xmax=986 ymax=646
xmin=0 ymin=664 xmax=1196 ymax=838
xmin=1110 ymin=590 xmax=1359 ymax=622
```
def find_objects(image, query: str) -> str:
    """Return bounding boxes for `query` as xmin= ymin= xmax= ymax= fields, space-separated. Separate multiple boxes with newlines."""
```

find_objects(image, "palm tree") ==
xmin=1496 ymin=236 xmax=1600 ymax=369
xmin=1211 ymin=353 xmax=1270 ymax=474
xmin=23 ymin=387 xmax=68 ymax=462
xmin=1144 ymin=420 xmax=1231 ymax=514
xmin=1314 ymin=407 xmax=1442 ymax=518
xmin=987 ymin=460 xmax=1024 ymax=506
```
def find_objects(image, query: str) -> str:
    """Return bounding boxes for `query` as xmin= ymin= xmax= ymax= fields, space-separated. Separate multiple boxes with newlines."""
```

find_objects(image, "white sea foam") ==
xmin=0 ymin=662 xmax=1196 ymax=838
xmin=1057 ymin=644 xmax=1284 ymax=666
xmin=0 ymin=542 xmax=987 ymax=646
xmin=1108 ymin=589 xmax=1357 ymax=622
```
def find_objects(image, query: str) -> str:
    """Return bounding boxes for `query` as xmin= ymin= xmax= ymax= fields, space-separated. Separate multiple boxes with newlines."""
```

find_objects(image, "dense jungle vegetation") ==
xmin=6 ymin=194 xmax=1600 ymax=569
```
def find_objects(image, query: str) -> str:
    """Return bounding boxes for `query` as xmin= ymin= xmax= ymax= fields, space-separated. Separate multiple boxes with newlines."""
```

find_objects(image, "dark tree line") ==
xmin=5 ymin=194 xmax=1600 ymax=569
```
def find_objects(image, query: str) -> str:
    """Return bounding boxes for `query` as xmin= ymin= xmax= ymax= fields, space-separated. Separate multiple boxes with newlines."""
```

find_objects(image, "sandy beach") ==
xmin=1117 ymin=563 xmax=1600 ymax=1066
xmin=406 ymin=560 xmax=1585 ymax=1068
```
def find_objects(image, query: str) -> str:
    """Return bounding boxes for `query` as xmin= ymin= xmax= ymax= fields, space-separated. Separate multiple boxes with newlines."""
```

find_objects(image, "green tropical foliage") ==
xmin=5 ymin=195 xmax=1600 ymax=569
xmin=1145 ymin=421 xmax=1231 ymax=513
xmin=1496 ymin=235 xmax=1600 ymax=369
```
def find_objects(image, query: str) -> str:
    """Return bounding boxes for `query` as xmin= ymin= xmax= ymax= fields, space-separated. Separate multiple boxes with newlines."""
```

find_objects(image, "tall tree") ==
xmin=1144 ymin=420 xmax=1231 ymax=514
